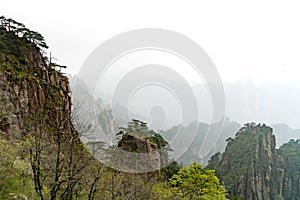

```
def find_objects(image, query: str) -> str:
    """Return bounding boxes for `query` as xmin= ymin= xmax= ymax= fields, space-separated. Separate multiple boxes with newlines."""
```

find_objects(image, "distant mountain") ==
xmin=221 ymin=80 xmax=300 ymax=129
xmin=69 ymin=75 xmax=300 ymax=170
xmin=271 ymin=123 xmax=300 ymax=147
xmin=90 ymin=76 xmax=300 ymax=129
xmin=69 ymin=75 xmax=119 ymax=144
xmin=161 ymin=118 xmax=241 ymax=166
xmin=79 ymin=68 xmax=218 ymax=128
xmin=69 ymin=75 xmax=153 ymax=147
xmin=68 ymin=77 xmax=300 ymax=168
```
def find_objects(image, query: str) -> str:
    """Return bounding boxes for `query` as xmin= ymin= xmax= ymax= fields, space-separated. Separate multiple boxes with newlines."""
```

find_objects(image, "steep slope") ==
xmin=0 ymin=24 xmax=72 ymax=140
xmin=278 ymin=139 xmax=300 ymax=199
xmin=207 ymin=123 xmax=285 ymax=200
xmin=0 ymin=17 xmax=97 ymax=199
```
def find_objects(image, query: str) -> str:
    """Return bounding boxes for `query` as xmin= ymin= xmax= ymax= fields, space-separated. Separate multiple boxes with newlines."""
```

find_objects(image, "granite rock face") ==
xmin=117 ymin=135 xmax=161 ymax=171
xmin=207 ymin=123 xmax=285 ymax=200
xmin=0 ymin=29 xmax=74 ymax=141
xmin=278 ymin=139 xmax=300 ymax=200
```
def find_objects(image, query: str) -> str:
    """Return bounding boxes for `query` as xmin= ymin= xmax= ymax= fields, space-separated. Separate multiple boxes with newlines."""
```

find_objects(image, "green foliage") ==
xmin=0 ymin=16 xmax=48 ymax=50
xmin=0 ymin=138 xmax=38 ymax=199
xmin=206 ymin=123 xmax=281 ymax=199
xmin=0 ymin=16 xmax=67 ymax=73
xmin=160 ymin=160 xmax=181 ymax=180
xmin=117 ymin=119 xmax=152 ymax=138
xmin=279 ymin=139 xmax=300 ymax=168
xmin=0 ymin=27 xmax=24 ymax=56
xmin=278 ymin=139 xmax=300 ymax=199
xmin=226 ymin=193 xmax=243 ymax=200
xmin=207 ymin=124 xmax=259 ymax=191
xmin=150 ymin=133 xmax=169 ymax=149
xmin=155 ymin=162 xmax=226 ymax=200
xmin=0 ymin=34 xmax=5 ymax=52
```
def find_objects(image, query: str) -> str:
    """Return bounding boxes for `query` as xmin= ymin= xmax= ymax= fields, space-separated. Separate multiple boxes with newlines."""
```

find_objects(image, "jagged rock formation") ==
xmin=278 ymin=139 xmax=300 ymax=199
xmin=0 ymin=18 xmax=106 ymax=200
xmin=103 ymin=120 xmax=169 ymax=173
xmin=0 ymin=27 xmax=73 ymax=140
xmin=117 ymin=134 xmax=161 ymax=171
xmin=118 ymin=134 xmax=158 ymax=153
xmin=207 ymin=123 xmax=285 ymax=200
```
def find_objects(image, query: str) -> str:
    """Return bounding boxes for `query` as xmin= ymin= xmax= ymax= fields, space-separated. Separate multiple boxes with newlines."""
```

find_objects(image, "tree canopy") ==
xmin=0 ymin=16 xmax=48 ymax=49
xmin=155 ymin=162 xmax=227 ymax=200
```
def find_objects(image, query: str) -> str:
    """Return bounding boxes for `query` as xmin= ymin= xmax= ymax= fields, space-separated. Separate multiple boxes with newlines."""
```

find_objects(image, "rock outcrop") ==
xmin=278 ymin=139 xmax=300 ymax=199
xmin=0 ymin=21 xmax=104 ymax=199
xmin=207 ymin=123 xmax=285 ymax=200
xmin=117 ymin=134 xmax=161 ymax=171
xmin=0 ymin=27 xmax=73 ymax=140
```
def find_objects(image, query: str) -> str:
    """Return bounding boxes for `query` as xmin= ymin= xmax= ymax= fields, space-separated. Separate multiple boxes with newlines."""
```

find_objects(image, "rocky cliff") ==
xmin=278 ymin=139 xmax=300 ymax=200
xmin=0 ymin=19 xmax=98 ymax=199
xmin=117 ymin=134 xmax=161 ymax=171
xmin=0 ymin=26 xmax=73 ymax=140
xmin=207 ymin=123 xmax=285 ymax=200
xmin=102 ymin=120 xmax=168 ymax=173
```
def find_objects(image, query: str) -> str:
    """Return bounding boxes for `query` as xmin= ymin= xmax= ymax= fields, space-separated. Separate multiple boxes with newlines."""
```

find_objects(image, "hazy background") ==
xmin=2 ymin=0 xmax=300 ymax=129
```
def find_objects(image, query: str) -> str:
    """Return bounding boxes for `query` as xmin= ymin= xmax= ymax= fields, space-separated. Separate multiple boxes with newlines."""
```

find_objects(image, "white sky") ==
xmin=1 ymin=0 xmax=300 ymax=83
